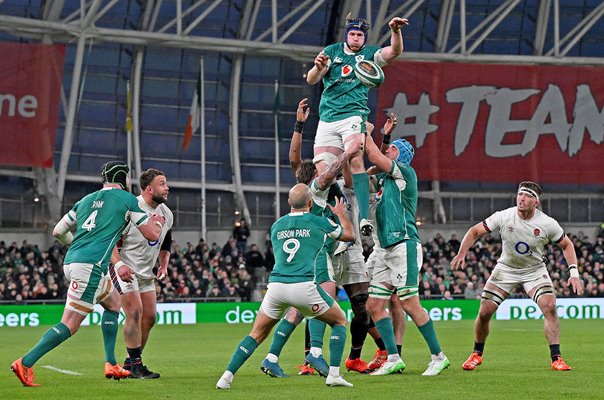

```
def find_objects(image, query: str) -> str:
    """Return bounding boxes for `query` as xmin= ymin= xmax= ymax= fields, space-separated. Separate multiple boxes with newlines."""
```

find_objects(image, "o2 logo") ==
xmin=147 ymin=239 xmax=159 ymax=246
xmin=515 ymin=241 xmax=533 ymax=256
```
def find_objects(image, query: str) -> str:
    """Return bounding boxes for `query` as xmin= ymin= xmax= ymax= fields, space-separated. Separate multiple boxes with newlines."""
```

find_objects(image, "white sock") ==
xmin=310 ymin=347 xmax=322 ymax=358
xmin=387 ymin=354 xmax=401 ymax=363
xmin=328 ymin=366 xmax=340 ymax=377
xmin=266 ymin=353 xmax=278 ymax=363
xmin=220 ymin=371 xmax=233 ymax=383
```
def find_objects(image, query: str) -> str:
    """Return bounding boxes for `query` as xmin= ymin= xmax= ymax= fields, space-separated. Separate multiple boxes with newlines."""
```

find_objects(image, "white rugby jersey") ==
xmin=484 ymin=206 xmax=564 ymax=269
xmin=119 ymin=195 xmax=174 ymax=279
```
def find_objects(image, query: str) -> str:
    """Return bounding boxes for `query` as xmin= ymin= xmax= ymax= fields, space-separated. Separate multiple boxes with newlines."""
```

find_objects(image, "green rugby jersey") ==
xmin=374 ymin=161 xmax=420 ymax=247
xmin=63 ymin=188 xmax=148 ymax=273
xmin=319 ymin=42 xmax=383 ymax=123
xmin=268 ymin=212 xmax=343 ymax=284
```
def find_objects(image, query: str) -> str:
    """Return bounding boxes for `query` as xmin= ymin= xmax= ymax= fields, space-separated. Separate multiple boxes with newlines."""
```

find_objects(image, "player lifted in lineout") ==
xmin=306 ymin=14 xmax=408 ymax=238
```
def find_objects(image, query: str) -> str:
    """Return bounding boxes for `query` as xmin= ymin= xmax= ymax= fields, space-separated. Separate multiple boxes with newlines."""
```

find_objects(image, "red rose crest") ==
xmin=534 ymin=228 xmax=540 ymax=236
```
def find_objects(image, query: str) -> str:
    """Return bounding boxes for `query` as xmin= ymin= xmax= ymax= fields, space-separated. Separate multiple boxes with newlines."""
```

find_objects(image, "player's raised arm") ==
xmin=307 ymin=51 xmax=329 ymax=85
xmin=380 ymin=113 xmax=398 ymax=153
xmin=289 ymin=98 xmax=310 ymax=171
xmin=450 ymin=222 xmax=489 ymax=270
xmin=380 ymin=17 xmax=408 ymax=64
xmin=315 ymin=140 xmax=361 ymax=190
xmin=364 ymin=132 xmax=392 ymax=173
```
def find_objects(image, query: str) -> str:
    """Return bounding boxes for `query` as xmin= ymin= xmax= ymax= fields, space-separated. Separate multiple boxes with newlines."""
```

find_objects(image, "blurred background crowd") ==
xmin=1 ymin=227 xmax=602 ymax=304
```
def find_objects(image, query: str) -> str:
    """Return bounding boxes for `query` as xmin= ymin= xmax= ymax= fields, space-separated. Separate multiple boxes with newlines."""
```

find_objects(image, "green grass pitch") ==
xmin=1 ymin=319 xmax=602 ymax=400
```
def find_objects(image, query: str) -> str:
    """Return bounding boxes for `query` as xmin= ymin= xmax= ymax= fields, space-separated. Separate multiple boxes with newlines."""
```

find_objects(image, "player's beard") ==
xmin=152 ymin=193 xmax=167 ymax=204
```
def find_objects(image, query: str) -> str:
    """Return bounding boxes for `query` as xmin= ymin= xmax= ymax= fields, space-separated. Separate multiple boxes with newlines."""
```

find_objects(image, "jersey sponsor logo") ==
xmin=514 ymin=241 xmax=532 ymax=255
xmin=333 ymin=56 xmax=342 ymax=63
xmin=92 ymin=200 xmax=104 ymax=208
xmin=148 ymin=239 xmax=159 ymax=246
xmin=341 ymin=65 xmax=353 ymax=77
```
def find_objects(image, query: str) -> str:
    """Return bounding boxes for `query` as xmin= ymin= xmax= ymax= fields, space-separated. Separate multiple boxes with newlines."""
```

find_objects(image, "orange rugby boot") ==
xmin=462 ymin=352 xmax=483 ymax=371
xmin=366 ymin=349 xmax=387 ymax=371
xmin=11 ymin=358 xmax=40 ymax=387
xmin=345 ymin=357 xmax=369 ymax=373
xmin=551 ymin=357 xmax=571 ymax=371
xmin=297 ymin=363 xmax=316 ymax=375
xmin=104 ymin=362 xmax=132 ymax=380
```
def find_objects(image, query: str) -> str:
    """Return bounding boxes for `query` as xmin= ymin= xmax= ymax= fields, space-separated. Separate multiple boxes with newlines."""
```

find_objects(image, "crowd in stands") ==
xmin=1 ymin=228 xmax=603 ymax=304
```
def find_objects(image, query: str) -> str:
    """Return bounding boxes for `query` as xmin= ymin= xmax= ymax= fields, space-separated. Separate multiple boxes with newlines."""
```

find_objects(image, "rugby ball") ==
xmin=354 ymin=60 xmax=385 ymax=88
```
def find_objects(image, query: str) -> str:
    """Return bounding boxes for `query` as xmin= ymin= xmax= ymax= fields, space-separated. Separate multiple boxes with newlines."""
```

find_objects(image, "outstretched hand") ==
xmin=569 ymin=277 xmax=584 ymax=296
xmin=384 ymin=112 xmax=398 ymax=135
xmin=297 ymin=98 xmax=310 ymax=122
xmin=327 ymin=196 xmax=347 ymax=218
xmin=450 ymin=254 xmax=466 ymax=270
xmin=314 ymin=51 xmax=329 ymax=71
xmin=389 ymin=17 xmax=409 ymax=33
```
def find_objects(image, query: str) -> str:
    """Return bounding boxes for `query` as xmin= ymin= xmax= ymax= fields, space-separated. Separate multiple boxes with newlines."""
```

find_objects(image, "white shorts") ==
xmin=314 ymin=115 xmax=364 ymax=150
xmin=64 ymin=263 xmax=113 ymax=315
xmin=486 ymin=263 xmax=553 ymax=294
xmin=259 ymin=281 xmax=334 ymax=320
xmin=108 ymin=264 xmax=156 ymax=295
xmin=365 ymin=246 xmax=383 ymax=280
xmin=333 ymin=246 xmax=370 ymax=286
xmin=369 ymin=241 xmax=422 ymax=300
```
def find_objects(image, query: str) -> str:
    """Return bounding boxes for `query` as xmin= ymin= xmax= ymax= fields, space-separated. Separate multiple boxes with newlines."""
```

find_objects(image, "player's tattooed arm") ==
xmin=315 ymin=141 xmax=361 ymax=190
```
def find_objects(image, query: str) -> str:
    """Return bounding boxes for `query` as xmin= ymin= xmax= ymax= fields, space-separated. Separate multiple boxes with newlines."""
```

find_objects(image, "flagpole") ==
xmin=200 ymin=57 xmax=207 ymax=242
xmin=273 ymin=80 xmax=280 ymax=221
xmin=126 ymin=80 xmax=133 ymax=187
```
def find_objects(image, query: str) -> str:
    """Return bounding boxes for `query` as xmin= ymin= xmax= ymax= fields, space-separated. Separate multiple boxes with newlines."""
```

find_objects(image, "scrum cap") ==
xmin=101 ymin=161 xmax=129 ymax=190
xmin=392 ymin=139 xmax=414 ymax=166
xmin=345 ymin=14 xmax=371 ymax=49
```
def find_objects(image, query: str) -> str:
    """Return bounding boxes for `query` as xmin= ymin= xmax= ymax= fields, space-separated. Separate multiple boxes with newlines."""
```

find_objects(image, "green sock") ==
xmin=328 ymin=325 xmax=347 ymax=367
xmin=102 ymin=310 xmax=119 ymax=365
xmin=352 ymin=172 xmax=370 ymax=221
xmin=226 ymin=335 xmax=258 ymax=374
xmin=418 ymin=319 xmax=442 ymax=355
xmin=22 ymin=322 xmax=71 ymax=367
xmin=308 ymin=318 xmax=326 ymax=348
xmin=374 ymin=317 xmax=398 ymax=356
xmin=268 ymin=319 xmax=296 ymax=357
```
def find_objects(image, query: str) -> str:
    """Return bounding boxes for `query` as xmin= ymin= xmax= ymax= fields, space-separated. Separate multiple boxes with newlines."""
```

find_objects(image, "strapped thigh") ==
xmin=531 ymin=284 xmax=555 ymax=303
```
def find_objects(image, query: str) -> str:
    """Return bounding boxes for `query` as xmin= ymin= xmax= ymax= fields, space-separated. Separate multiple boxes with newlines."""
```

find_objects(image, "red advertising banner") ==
xmin=0 ymin=42 xmax=65 ymax=168
xmin=376 ymin=61 xmax=604 ymax=184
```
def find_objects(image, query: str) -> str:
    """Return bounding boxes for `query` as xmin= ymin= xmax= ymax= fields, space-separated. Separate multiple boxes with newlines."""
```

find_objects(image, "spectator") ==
xmin=244 ymin=244 xmax=264 ymax=273
xmin=233 ymin=218 xmax=250 ymax=253
xmin=221 ymin=237 xmax=239 ymax=259
xmin=464 ymin=282 xmax=479 ymax=299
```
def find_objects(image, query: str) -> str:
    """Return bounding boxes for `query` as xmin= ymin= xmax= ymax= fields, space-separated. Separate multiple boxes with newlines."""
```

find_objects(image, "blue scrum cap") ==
xmin=392 ymin=139 xmax=414 ymax=165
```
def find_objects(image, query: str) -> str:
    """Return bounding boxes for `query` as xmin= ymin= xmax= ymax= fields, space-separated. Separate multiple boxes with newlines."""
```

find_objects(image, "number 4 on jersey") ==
xmin=82 ymin=210 xmax=98 ymax=231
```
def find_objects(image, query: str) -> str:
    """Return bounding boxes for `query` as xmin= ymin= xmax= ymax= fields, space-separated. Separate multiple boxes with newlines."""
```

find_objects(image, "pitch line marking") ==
xmin=42 ymin=365 xmax=82 ymax=376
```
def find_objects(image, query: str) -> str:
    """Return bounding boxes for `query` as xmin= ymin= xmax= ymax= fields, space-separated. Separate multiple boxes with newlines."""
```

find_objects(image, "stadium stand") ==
xmin=1 ymin=229 xmax=602 ymax=304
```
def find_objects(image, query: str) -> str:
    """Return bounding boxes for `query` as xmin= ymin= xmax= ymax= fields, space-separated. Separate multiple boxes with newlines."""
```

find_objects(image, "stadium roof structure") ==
xmin=0 ymin=0 xmax=602 ymax=231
